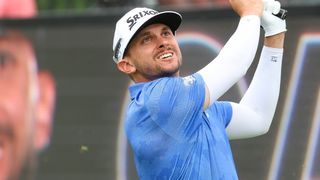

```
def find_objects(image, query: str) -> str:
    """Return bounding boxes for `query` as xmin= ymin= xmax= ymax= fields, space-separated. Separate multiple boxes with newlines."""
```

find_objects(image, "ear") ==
xmin=34 ymin=71 xmax=56 ymax=151
xmin=117 ymin=59 xmax=136 ymax=75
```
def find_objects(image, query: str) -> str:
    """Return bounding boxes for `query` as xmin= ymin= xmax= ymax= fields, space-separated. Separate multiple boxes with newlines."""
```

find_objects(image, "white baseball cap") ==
xmin=112 ymin=7 xmax=182 ymax=63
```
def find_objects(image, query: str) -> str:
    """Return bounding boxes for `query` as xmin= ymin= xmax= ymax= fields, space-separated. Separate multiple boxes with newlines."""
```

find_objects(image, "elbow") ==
xmin=255 ymin=117 xmax=272 ymax=136
xmin=259 ymin=126 xmax=271 ymax=135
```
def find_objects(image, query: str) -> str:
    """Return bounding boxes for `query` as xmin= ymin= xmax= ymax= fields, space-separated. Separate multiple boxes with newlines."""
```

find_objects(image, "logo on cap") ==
xmin=126 ymin=10 xmax=159 ymax=31
xmin=114 ymin=38 xmax=122 ymax=61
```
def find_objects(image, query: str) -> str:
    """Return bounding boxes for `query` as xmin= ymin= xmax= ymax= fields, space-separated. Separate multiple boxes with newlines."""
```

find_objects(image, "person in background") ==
xmin=0 ymin=0 xmax=37 ymax=18
xmin=0 ymin=29 xmax=55 ymax=180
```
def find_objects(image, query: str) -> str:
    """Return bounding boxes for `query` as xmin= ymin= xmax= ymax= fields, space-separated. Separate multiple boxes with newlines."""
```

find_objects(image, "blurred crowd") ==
xmin=0 ymin=0 xmax=319 ymax=19
xmin=101 ymin=0 xmax=320 ymax=7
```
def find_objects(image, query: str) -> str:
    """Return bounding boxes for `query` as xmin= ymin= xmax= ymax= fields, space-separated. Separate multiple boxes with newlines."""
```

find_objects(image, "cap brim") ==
xmin=124 ymin=11 xmax=182 ymax=54
xmin=141 ymin=11 xmax=182 ymax=34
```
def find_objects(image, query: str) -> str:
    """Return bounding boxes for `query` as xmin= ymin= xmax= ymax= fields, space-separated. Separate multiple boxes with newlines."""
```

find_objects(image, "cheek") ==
xmin=0 ymin=84 xmax=33 ymax=180
xmin=132 ymin=48 xmax=155 ymax=66
xmin=139 ymin=47 xmax=154 ymax=59
xmin=0 ymin=73 xmax=32 ymax=121
xmin=10 ymin=86 xmax=35 ymax=167
xmin=173 ymin=42 xmax=182 ymax=56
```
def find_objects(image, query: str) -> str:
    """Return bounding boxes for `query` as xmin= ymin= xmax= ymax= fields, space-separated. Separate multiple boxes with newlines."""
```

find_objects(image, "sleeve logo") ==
xmin=182 ymin=76 xmax=196 ymax=86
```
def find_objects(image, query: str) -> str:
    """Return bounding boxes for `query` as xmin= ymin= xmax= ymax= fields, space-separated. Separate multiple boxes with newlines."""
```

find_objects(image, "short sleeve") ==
xmin=144 ymin=74 xmax=206 ymax=140
xmin=208 ymin=101 xmax=233 ymax=128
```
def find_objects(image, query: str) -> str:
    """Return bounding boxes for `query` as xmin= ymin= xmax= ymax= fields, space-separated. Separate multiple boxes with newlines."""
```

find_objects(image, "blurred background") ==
xmin=1 ymin=0 xmax=320 ymax=180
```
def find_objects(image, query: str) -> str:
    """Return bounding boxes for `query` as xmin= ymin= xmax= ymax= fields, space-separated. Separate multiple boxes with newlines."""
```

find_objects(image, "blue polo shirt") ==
xmin=125 ymin=73 xmax=238 ymax=180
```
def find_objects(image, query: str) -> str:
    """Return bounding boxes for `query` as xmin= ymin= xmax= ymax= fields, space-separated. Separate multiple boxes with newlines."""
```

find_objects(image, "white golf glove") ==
xmin=261 ymin=0 xmax=287 ymax=37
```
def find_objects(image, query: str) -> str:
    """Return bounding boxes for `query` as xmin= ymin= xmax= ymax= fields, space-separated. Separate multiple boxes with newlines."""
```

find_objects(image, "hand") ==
xmin=263 ymin=0 xmax=281 ymax=14
xmin=229 ymin=0 xmax=263 ymax=17
xmin=261 ymin=0 xmax=287 ymax=37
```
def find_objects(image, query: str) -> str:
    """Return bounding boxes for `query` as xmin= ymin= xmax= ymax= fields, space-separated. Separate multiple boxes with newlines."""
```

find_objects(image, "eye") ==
xmin=163 ymin=30 xmax=173 ymax=37
xmin=142 ymin=35 xmax=152 ymax=44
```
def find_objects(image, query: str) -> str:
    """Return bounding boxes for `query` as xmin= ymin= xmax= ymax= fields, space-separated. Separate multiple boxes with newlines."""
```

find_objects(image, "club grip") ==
xmin=273 ymin=8 xmax=288 ymax=20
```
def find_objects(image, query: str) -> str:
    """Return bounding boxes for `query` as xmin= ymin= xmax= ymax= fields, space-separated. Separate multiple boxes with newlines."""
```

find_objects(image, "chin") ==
xmin=160 ymin=68 xmax=180 ymax=78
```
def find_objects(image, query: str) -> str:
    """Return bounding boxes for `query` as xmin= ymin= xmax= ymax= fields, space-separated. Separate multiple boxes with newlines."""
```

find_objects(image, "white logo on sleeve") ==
xmin=182 ymin=76 xmax=196 ymax=86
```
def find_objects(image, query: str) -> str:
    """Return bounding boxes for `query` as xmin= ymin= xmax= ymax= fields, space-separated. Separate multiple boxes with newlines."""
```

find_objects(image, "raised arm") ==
xmin=226 ymin=1 xmax=287 ymax=139
xmin=198 ymin=0 xmax=263 ymax=109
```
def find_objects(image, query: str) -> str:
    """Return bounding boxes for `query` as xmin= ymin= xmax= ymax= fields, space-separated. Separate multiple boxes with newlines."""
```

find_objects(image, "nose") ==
xmin=159 ymin=44 xmax=165 ymax=49
xmin=157 ymin=36 xmax=168 ymax=49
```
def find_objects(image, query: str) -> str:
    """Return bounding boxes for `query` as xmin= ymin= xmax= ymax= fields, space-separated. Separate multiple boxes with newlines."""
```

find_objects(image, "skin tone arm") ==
xmin=229 ymin=0 xmax=263 ymax=17
xmin=265 ymin=32 xmax=285 ymax=48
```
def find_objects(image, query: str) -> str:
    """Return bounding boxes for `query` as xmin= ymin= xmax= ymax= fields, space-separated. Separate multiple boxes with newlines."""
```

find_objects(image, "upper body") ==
xmin=126 ymin=74 xmax=237 ymax=179
xmin=0 ymin=30 xmax=55 ymax=180
xmin=113 ymin=0 xmax=286 ymax=178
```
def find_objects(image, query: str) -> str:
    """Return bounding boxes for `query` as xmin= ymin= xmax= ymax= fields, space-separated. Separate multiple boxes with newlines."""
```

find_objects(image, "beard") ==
xmin=157 ymin=68 xmax=179 ymax=78
xmin=137 ymin=65 xmax=180 ymax=81
xmin=135 ymin=57 xmax=182 ymax=81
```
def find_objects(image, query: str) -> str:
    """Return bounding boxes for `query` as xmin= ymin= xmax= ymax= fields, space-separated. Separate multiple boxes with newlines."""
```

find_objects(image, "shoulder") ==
xmin=208 ymin=101 xmax=232 ymax=115
xmin=149 ymin=74 xmax=204 ymax=91
xmin=207 ymin=101 xmax=233 ymax=126
xmin=140 ymin=74 xmax=203 ymax=95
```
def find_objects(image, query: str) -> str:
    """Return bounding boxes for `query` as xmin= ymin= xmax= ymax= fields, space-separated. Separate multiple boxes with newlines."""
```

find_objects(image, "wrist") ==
xmin=264 ymin=32 xmax=285 ymax=48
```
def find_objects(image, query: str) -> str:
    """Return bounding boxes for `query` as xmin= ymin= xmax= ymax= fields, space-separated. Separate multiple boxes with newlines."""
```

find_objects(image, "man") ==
xmin=112 ymin=0 xmax=286 ymax=178
xmin=0 ymin=30 xmax=56 ymax=180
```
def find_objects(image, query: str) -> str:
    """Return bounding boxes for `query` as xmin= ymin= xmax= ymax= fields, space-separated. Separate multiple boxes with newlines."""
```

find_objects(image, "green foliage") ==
xmin=37 ymin=0 xmax=97 ymax=11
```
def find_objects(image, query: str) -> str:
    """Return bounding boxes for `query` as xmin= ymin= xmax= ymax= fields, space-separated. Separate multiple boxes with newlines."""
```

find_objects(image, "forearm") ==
xmin=226 ymin=0 xmax=286 ymax=139
xmin=240 ymin=34 xmax=284 ymax=128
xmin=264 ymin=32 xmax=285 ymax=48
xmin=199 ymin=15 xmax=261 ymax=108
xmin=227 ymin=43 xmax=283 ymax=139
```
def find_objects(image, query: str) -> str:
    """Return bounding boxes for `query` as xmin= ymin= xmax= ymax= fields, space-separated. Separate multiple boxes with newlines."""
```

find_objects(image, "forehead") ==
xmin=138 ymin=23 xmax=171 ymax=35
xmin=125 ymin=23 xmax=173 ymax=55
xmin=129 ymin=23 xmax=171 ymax=46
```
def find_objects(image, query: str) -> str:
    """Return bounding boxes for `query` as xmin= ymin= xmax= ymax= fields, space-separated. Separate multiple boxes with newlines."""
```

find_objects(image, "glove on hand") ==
xmin=261 ymin=0 xmax=287 ymax=37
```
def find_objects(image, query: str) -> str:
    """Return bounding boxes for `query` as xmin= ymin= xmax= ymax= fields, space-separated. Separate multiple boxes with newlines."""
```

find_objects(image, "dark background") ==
xmin=2 ymin=5 xmax=320 ymax=180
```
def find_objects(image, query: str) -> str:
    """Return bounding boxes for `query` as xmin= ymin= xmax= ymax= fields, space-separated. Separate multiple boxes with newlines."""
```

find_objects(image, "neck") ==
xmin=133 ymin=71 xmax=180 ymax=83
